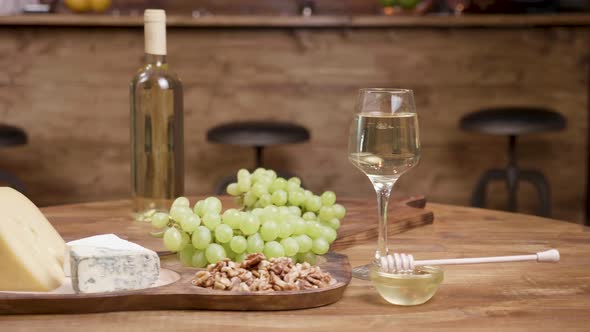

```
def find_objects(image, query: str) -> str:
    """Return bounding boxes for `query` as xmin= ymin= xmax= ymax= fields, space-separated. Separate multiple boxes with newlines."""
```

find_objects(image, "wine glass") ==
xmin=348 ymin=88 xmax=421 ymax=279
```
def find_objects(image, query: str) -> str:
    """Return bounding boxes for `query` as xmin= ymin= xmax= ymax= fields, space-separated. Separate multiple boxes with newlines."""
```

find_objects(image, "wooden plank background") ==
xmin=0 ymin=26 xmax=588 ymax=222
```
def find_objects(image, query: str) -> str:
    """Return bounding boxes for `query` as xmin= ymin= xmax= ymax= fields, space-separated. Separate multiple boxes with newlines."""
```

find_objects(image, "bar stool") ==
xmin=459 ymin=107 xmax=566 ymax=217
xmin=207 ymin=121 xmax=310 ymax=194
xmin=0 ymin=124 xmax=27 ymax=192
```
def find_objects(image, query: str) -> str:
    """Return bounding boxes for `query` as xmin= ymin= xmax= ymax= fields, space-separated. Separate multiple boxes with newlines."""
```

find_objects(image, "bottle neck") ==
xmin=145 ymin=54 xmax=167 ymax=67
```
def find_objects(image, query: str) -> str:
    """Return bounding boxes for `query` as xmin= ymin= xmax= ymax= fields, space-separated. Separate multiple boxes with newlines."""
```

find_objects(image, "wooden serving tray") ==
xmin=0 ymin=196 xmax=432 ymax=314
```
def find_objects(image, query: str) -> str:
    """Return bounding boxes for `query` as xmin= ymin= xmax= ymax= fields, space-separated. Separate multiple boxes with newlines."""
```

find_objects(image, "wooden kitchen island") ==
xmin=0 ymin=14 xmax=589 ymax=223
xmin=0 ymin=197 xmax=588 ymax=330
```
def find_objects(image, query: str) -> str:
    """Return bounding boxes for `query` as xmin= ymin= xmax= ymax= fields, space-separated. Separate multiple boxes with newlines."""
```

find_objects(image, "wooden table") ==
xmin=1 ymin=198 xmax=589 ymax=331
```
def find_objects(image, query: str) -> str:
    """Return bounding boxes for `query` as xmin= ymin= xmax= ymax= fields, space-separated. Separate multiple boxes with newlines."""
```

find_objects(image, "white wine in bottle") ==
xmin=130 ymin=9 xmax=184 ymax=215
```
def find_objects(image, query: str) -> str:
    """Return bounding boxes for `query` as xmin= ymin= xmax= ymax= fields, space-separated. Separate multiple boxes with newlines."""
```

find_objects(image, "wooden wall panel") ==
xmin=0 ymin=26 xmax=588 ymax=223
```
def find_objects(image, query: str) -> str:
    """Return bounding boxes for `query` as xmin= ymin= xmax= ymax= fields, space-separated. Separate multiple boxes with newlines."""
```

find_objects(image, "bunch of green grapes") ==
xmin=150 ymin=168 xmax=346 ymax=267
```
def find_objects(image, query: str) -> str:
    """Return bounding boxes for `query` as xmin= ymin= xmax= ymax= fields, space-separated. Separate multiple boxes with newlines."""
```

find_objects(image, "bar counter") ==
xmin=1 ymin=13 xmax=590 ymax=28
xmin=0 ymin=13 xmax=588 ymax=222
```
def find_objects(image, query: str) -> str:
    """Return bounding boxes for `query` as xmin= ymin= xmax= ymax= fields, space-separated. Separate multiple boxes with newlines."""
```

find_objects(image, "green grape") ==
xmin=286 ymin=180 xmax=300 ymax=193
xmin=263 ymin=241 xmax=285 ymax=258
xmin=178 ymin=245 xmax=194 ymax=266
xmin=255 ymin=175 xmax=273 ymax=187
xmin=320 ymin=191 xmax=336 ymax=206
xmin=278 ymin=206 xmax=290 ymax=215
xmin=260 ymin=220 xmax=280 ymax=242
xmin=179 ymin=231 xmax=190 ymax=250
xmin=243 ymin=191 xmax=257 ymax=207
xmin=266 ymin=170 xmax=277 ymax=180
xmin=191 ymin=250 xmax=208 ymax=268
xmin=193 ymin=200 xmax=205 ymax=216
xmin=222 ymin=242 xmax=236 ymax=260
xmin=214 ymin=224 xmax=233 ymax=243
xmin=203 ymin=197 xmax=222 ymax=215
xmin=288 ymin=206 xmax=302 ymax=217
xmin=305 ymin=221 xmax=323 ymax=239
xmin=292 ymin=217 xmax=307 ymax=235
xmin=251 ymin=182 xmax=268 ymax=198
xmin=304 ymin=195 xmax=322 ymax=213
xmin=226 ymin=183 xmax=240 ymax=196
xmin=163 ymin=227 xmax=183 ymax=252
xmin=303 ymin=190 xmax=313 ymax=198
xmin=318 ymin=206 xmax=335 ymax=222
xmin=171 ymin=196 xmax=190 ymax=208
xmin=252 ymin=167 xmax=266 ymax=178
xmin=191 ymin=226 xmax=212 ymax=250
xmin=333 ymin=203 xmax=346 ymax=219
xmin=312 ymin=238 xmax=329 ymax=255
xmin=302 ymin=211 xmax=317 ymax=221
xmin=151 ymin=212 xmax=169 ymax=229
xmin=298 ymin=251 xmax=317 ymax=264
xmin=280 ymin=237 xmax=299 ymax=257
xmin=247 ymin=233 xmax=264 ymax=253
xmin=288 ymin=255 xmax=298 ymax=264
xmin=269 ymin=178 xmax=287 ymax=193
xmin=271 ymin=190 xmax=288 ymax=206
xmin=222 ymin=208 xmax=241 ymax=229
xmin=320 ymin=225 xmax=337 ymax=244
xmin=326 ymin=218 xmax=341 ymax=230
xmin=287 ymin=191 xmax=305 ymax=206
xmin=179 ymin=213 xmax=200 ymax=233
xmin=205 ymin=243 xmax=226 ymax=264
xmin=251 ymin=208 xmax=264 ymax=216
xmin=237 ymin=168 xmax=250 ymax=181
xmin=258 ymin=193 xmax=272 ymax=207
xmin=263 ymin=205 xmax=279 ymax=216
xmin=295 ymin=234 xmax=313 ymax=253
xmin=237 ymin=174 xmax=251 ymax=192
xmin=240 ymin=214 xmax=260 ymax=235
xmin=170 ymin=206 xmax=193 ymax=223
xmin=288 ymin=177 xmax=301 ymax=186
xmin=234 ymin=196 xmax=244 ymax=206
xmin=278 ymin=220 xmax=294 ymax=238
xmin=202 ymin=213 xmax=221 ymax=230
xmin=235 ymin=252 xmax=247 ymax=263
xmin=230 ymin=235 xmax=247 ymax=253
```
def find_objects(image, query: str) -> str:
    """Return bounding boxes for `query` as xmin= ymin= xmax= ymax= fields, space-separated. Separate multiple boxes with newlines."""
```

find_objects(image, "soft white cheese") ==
xmin=68 ymin=234 xmax=160 ymax=293
xmin=0 ymin=187 xmax=66 ymax=291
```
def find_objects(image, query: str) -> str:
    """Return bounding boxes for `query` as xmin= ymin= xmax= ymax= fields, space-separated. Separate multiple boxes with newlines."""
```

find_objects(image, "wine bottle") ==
xmin=130 ymin=9 xmax=184 ymax=215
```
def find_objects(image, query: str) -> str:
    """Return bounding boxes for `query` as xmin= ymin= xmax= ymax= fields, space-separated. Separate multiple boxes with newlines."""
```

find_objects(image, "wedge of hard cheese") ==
xmin=69 ymin=234 xmax=160 ymax=293
xmin=0 ymin=187 xmax=66 ymax=291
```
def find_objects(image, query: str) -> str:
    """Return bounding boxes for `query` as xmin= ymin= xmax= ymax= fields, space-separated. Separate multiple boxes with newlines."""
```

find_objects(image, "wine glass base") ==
xmin=352 ymin=264 xmax=371 ymax=280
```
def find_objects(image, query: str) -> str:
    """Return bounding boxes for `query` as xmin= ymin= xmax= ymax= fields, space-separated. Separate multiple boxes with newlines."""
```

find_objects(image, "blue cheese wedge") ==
xmin=69 ymin=234 xmax=160 ymax=294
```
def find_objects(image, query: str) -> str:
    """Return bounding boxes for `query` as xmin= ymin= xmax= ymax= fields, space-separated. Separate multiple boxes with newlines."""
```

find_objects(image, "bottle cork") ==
xmin=144 ymin=9 xmax=166 ymax=55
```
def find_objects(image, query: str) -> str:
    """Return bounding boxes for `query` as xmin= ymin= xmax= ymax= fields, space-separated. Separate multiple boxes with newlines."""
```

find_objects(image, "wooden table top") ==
xmin=2 ymin=198 xmax=589 ymax=331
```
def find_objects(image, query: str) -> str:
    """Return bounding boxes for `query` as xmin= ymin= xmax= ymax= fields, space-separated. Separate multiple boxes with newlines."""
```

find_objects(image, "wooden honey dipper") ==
xmin=378 ymin=249 xmax=560 ymax=273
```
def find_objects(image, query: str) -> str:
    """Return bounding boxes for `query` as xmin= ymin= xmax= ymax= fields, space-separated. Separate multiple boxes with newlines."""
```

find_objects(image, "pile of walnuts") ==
xmin=191 ymin=253 xmax=333 ymax=292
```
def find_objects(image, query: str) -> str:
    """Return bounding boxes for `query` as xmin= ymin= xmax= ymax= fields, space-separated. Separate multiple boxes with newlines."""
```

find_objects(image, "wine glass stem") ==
xmin=369 ymin=176 xmax=398 ymax=260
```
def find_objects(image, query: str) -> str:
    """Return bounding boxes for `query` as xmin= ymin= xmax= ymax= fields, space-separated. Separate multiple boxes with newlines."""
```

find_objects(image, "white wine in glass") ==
xmin=348 ymin=89 xmax=421 ymax=279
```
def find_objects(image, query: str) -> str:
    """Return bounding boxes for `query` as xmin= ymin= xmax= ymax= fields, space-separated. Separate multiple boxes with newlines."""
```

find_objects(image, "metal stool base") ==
xmin=471 ymin=136 xmax=551 ymax=217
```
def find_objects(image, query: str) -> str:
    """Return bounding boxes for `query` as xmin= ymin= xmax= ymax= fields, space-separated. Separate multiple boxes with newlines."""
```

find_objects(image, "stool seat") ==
xmin=207 ymin=121 xmax=310 ymax=147
xmin=459 ymin=107 xmax=566 ymax=136
xmin=0 ymin=124 xmax=27 ymax=148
